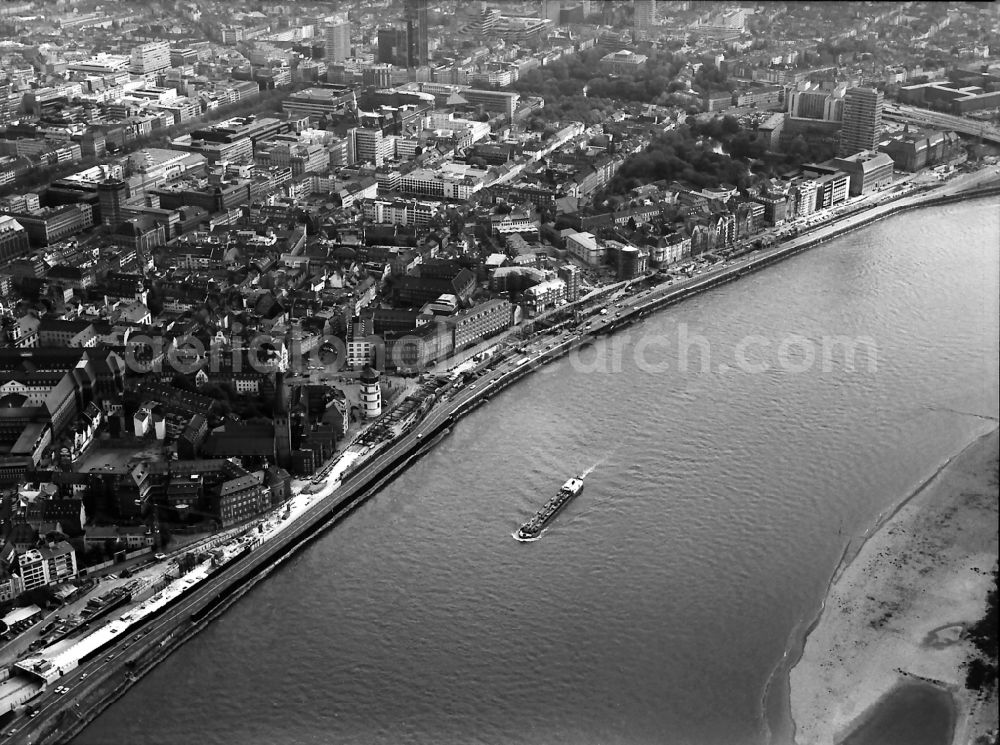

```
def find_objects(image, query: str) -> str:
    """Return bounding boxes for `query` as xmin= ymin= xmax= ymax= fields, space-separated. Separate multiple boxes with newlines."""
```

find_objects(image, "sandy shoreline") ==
xmin=789 ymin=427 xmax=1000 ymax=745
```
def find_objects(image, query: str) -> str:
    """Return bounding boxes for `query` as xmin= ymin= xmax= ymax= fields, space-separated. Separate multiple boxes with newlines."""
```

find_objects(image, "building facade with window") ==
xmin=17 ymin=542 xmax=79 ymax=591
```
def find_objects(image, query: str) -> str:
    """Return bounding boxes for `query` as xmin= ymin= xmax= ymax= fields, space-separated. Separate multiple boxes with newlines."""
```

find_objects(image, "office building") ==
xmin=404 ymin=0 xmax=429 ymax=68
xmin=788 ymin=90 xmax=824 ymax=119
xmin=899 ymin=81 xmax=1000 ymax=115
xmin=492 ymin=15 xmax=551 ymax=44
xmin=787 ymin=83 xmax=846 ymax=121
xmin=839 ymin=87 xmax=883 ymax=157
xmin=831 ymin=151 xmax=895 ymax=196
xmin=802 ymin=163 xmax=850 ymax=209
xmin=67 ymin=53 xmax=131 ymax=75
xmin=282 ymin=86 xmax=356 ymax=120
xmin=348 ymin=127 xmax=394 ymax=166
xmin=362 ymin=63 xmax=399 ymax=89
xmin=471 ymin=7 xmax=501 ymax=35
xmin=398 ymin=163 xmax=489 ymax=200
xmin=0 ymin=214 xmax=29 ymax=263
xmin=325 ymin=20 xmax=352 ymax=64
xmin=377 ymin=27 xmax=409 ymax=66
xmin=130 ymin=41 xmax=171 ymax=75
xmin=634 ymin=0 xmax=657 ymax=41
xmin=97 ymin=178 xmax=129 ymax=227
xmin=5 ymin=204 xmax=94 ymax=246
xmin=462 ymin=88 xmax=520 ymax=119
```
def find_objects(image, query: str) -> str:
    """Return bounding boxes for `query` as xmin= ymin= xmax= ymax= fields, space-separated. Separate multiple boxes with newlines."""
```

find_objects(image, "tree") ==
xmin=966 ymin=657 xmax=996 ymax=691
xmin=602 ymin=125 xmax=754 ymax=198
xmin=171 ymin=375 xmax=197 ymax=393
xmin=83 ymin=544 xmax=105 ymax=566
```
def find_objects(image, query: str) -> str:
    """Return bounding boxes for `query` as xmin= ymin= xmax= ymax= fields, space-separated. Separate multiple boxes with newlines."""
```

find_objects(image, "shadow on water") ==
xmin=838 ymin=681 xmax=955 ymax=745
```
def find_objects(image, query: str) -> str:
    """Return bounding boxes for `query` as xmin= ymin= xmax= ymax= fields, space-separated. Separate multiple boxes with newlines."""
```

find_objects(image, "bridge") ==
xmin=882 ymin=104 xmax=1000 ymax=146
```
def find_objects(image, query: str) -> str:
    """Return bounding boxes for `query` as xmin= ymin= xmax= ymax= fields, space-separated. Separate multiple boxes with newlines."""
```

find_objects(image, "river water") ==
xmin=77 ymin=198 xmax=999 ymax=745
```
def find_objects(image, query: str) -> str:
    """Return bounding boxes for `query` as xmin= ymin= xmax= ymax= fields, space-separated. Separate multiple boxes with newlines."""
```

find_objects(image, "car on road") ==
xmin=154 ymin=553 xmax=166 ymax=561
xmin=80 ymin=673 xmax=88 ymax=679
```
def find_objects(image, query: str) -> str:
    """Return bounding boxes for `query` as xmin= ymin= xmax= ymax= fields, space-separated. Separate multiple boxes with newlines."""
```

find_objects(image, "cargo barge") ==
xmin=516 ymin=477 xmax=585 ymax=541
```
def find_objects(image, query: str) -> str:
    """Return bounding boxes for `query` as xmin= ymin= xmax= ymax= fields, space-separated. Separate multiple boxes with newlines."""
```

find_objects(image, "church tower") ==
xmin=273 ymin=371 xmax=292 ymax=469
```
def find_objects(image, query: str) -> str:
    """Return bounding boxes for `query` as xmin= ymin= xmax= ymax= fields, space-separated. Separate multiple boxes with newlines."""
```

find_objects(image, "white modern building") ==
xmin=17 ymin=542 xmax=79 ymax=592
xmin=67 ymin=53 xmax=131 ymax=75
xmin=523 ymin=277 xmax=567 ymax=315
xmin=399 ymin=163 xmax=489 ymax=200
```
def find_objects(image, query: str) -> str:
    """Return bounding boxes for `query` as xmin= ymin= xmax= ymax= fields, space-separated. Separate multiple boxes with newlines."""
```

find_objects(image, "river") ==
xmin=76 ymin=197 xmax=1000 ymax=745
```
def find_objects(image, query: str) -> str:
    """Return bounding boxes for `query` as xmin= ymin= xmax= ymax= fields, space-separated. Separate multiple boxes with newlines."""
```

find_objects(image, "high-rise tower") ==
xmin=325 ymin=20 xmax=352 ymax=64
xmin=377 ymin=26 xmax=409 ymax=66
xmin=838 ymin=87 xmax=883 ymax=157
xmin=404 ymin=0 xmax=429 ymax=68
xmin=98 ymin=178 xmax=128 ymax=228
xmin=634 ymin=0 xmax=657 ymax=41
xmin=541 ymin=0 xmax=562 ymax=22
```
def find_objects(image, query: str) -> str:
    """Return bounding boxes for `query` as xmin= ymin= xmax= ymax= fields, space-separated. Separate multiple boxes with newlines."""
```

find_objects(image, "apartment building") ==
xmin=130 ymin=41 xmax=171 ymax=75
xmin=565 ymin=231 xmax=606 ymax=265
xmin=17 ymin=541 xmax=79 ymax=591
xmin=450 ymin=299 xmax=513 ymax=350
xmin=523 ymin=277 xmax=567 ymax=315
